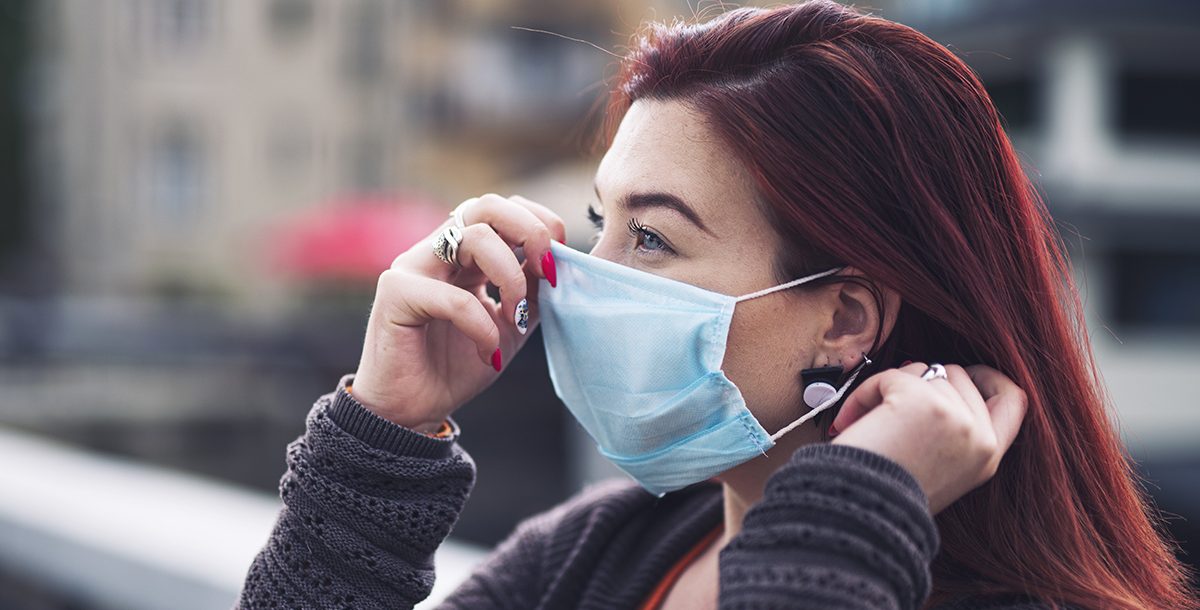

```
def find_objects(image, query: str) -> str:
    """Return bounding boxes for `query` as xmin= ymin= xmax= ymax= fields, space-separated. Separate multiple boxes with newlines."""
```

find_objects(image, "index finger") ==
xmin=831 ymin=368 xmax=923 ymax=434
xmin=507 ymin=195 xmax=567 ymax=244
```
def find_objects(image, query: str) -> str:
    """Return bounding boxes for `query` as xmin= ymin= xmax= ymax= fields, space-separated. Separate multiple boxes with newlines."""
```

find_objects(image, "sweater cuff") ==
xmin=327 ymin=374 xmax=460 ymax=459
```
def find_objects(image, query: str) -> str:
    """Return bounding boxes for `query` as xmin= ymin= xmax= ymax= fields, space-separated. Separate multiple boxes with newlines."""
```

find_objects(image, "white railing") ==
xmin=0 ymin=426 xmax=486 ymax=610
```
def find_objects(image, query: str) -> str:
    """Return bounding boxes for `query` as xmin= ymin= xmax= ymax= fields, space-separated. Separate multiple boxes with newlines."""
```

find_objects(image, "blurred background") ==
xmin=0 ymin=0 xmax=1196 ymax=608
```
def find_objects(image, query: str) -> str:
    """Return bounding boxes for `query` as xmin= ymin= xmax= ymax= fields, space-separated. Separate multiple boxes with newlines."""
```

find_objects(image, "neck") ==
xmin=718 ymin=425 xmax=821 ymax=547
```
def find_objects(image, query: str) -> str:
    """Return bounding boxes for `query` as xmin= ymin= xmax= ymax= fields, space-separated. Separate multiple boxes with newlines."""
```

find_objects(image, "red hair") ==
xmin=602 ymin=2 xmax=1195 ymax=608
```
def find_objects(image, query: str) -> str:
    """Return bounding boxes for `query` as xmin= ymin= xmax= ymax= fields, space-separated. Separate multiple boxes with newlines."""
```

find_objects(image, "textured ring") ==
xmin=432 ymin=225 xmax=464 ymax=267
xmin=920 ymin=363 xmax=948 ymax=382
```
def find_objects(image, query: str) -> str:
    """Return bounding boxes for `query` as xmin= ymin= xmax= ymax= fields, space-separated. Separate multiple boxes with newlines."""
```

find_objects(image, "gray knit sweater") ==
xmin=237 ymin=378 xmax=1064 ymax=609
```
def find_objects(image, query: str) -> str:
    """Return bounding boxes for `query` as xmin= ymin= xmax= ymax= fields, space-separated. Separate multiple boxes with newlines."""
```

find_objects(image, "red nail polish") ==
xmin=541 ymin=251 xmax=557 ymax=288
xmin=491 ymin=348 xmax=502 ymax=372
xmin=827 ymin=424 xmax=839 ymax=437
xmin=900 ymin=360 xmax=913 ymax=366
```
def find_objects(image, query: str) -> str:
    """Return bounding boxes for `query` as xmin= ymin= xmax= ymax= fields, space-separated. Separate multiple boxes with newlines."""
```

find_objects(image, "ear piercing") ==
xmin=800 ymin=353 xmax=873 ymax=408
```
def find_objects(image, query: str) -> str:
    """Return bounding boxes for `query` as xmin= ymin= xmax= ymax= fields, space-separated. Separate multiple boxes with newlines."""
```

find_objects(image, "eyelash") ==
xmin=585 ymin=203 xmax=673 ymax=255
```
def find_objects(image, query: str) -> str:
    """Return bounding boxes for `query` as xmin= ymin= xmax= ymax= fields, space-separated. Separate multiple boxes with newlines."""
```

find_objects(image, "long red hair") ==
xmin=601 ymin=2 xmax=1195 ymax=608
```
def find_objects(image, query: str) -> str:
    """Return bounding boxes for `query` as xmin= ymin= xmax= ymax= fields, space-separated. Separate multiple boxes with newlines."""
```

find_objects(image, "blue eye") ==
xmin=627 ymin=218 xmax=672 ymax=254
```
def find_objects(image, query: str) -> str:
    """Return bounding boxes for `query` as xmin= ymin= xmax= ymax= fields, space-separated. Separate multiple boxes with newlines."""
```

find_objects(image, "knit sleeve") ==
xmin=237 ymin=376 xmax=476 ymax=610
xmin=719 ymin=443 xmax=939 ymax=610
xmin=437 ymin=479 xmax=638 ymax=609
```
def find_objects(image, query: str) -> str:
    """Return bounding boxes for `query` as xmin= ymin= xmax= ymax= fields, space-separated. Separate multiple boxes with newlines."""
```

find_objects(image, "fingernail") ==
xmin=827 ymin=424 xmax=839 ymax=437
xmin=900 ymin=360 xmax=913 ymax=366
xmin=514 ymin=299 xmax=528 ymax=335
xmin=541 ymin=250 xmax=557 ymax=288
xmin=491 ymin=348 xmax=502 ymax=372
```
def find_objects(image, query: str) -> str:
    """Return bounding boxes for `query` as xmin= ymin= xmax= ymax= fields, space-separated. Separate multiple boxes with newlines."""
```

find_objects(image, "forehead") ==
xmin=594 ymin=99 xmax=760 ymax=216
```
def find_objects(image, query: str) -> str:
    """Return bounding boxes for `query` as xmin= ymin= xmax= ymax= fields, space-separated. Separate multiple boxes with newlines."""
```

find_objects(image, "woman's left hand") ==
xmin=829 ymin=363 xmax=1028 ymax=514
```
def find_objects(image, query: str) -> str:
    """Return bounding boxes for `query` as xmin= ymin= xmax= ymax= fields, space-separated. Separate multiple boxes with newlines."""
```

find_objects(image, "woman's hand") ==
xmin=350 ymin=194 xmax=565 ymax=432
xmin=829 ymin=363 xmax=1028 ymax=514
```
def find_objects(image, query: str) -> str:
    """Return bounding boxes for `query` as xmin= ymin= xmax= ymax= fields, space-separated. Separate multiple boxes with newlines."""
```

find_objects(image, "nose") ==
xmin=586 ymin=235 xmax=618 ymax=263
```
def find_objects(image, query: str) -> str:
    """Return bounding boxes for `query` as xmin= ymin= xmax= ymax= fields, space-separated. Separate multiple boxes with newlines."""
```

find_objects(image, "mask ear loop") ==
xmin=733 ymin=266 xmax=845 ymax=303
xmin=768 ymin=352 xmax=873 ymax=443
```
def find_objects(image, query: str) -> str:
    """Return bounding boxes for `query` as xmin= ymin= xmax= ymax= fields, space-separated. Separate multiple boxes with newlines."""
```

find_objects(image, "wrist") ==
xmin=346 ymin=385 xmax=445 ymax=433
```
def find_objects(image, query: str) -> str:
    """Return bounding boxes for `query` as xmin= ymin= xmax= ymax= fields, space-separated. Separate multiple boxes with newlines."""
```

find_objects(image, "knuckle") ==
xmin=503 ymin=270 xmax=527 ymax=294
xmin=979 ymin=434 xmax=1000 ymax=458
xmin=376 ymin=268 xmax=408 ymax=296
xmin=477 ymin=192 xmax=505 ymax=205
xmin=463 ymin=223 xmax=488 ymax=239
xmin=927 ymin=396 xmax=953 ymax=421
xmin=981 ymin=455 xmax=1001 ymax=480
xmin=377 ymin=268 xmax=398 ymax=287
xmin=984 ymin=451 xmax=1003 ymax=477
xmin=450 ymin=289 xmax=475 ymax=311
xmin=480 ymin=313 xmax=500 ymax=343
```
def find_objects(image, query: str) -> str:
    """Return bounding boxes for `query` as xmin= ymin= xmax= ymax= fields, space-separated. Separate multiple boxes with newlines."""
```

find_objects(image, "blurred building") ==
xmin=2 ymin=0 xmax=1197 ymax=607
xmin=28 ymin=0 xmax=686 ymax=306
xmin=2 ymin=5 xmax=695 ymax=608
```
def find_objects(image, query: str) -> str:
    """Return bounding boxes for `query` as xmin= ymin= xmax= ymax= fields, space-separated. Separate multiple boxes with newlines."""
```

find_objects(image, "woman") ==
xmin=238 ymin=2 xmax=1195 ymax=609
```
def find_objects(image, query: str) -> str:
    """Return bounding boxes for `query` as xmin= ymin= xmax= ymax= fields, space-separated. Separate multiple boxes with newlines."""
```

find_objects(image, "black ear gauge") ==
xmin=800 ymin=365 xmax=844 ymax=409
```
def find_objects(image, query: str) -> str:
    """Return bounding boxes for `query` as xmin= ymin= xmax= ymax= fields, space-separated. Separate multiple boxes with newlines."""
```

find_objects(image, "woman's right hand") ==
xmin=349 ymin=194 xmax=565 ymax=432
xmin=829 ymin=363 xmax=1027 ymax=514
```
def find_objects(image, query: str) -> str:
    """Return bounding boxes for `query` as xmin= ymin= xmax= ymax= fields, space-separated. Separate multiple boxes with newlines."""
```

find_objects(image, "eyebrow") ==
xmin=593 ymin=181 xmax=716 ymax=237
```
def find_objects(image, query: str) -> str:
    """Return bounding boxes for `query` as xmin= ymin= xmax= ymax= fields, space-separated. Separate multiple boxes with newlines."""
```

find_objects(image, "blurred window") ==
xmin=1111 ymin=248 xmax=1200 ymax=331
xmin=985 ymin=77 xmax=1038 ymax=134
xmin=148 ymin=0 xmax=210 ymax=53
xmin=1116 ymin=71 xmax=1200 ymax=141
xmin=146 ymin=122 xmax=205 ymax=226
xmin=342 ymin=0 xmax=386 ymax=85
xmin=267 ymin=0 xmax=314 ymax=45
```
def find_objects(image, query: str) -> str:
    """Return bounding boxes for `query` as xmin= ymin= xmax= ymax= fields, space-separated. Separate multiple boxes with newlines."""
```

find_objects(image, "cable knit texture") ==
xmin=237 ymin=379 xmax=1070 ymax=609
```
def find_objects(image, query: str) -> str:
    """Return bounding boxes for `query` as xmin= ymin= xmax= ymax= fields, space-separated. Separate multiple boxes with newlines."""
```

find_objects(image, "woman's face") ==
xmin=588 ymin=99 xmax=884 ymax=449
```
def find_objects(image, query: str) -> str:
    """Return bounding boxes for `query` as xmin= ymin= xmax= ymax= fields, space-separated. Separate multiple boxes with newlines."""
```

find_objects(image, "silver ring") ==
xmin=432 ymin=225 xmax=464 ymax=267
xmin=450 ymin=203 xmax=468 ymax=229
xmin=920 ymin=363 xmax=948 ymax=382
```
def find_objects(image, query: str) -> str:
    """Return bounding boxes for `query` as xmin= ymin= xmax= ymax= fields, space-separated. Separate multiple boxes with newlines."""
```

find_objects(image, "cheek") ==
xmin=722 ymin=300 xmax=817 ymax=428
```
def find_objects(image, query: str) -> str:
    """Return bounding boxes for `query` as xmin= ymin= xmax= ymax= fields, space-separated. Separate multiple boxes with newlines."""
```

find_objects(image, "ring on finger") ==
xmin=432 ymin=225 xmax=464 ymax=268
xmin=920 ymin=363 xmax=948 ymax=382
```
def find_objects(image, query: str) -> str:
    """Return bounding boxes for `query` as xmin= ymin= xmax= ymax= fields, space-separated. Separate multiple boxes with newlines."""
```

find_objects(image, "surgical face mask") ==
xmin=538 ymin=241 xmax=871 ymax=496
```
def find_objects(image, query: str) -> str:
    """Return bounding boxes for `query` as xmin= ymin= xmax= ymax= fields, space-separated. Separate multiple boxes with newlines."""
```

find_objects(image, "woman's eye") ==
xmin=626 ymin=218 xmax=672 ymax=254
xmin=639 ymin=229 xmax=665 ymax=251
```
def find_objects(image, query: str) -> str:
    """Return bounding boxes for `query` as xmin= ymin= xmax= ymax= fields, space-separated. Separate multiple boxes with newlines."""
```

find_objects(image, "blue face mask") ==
xmin=538 ymin=241 xmax=871 ymax=496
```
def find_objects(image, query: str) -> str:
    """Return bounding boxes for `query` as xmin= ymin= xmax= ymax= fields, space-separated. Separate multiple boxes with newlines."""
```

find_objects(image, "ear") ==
xmin=817 ymin=269 xmax=900 ymax=365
